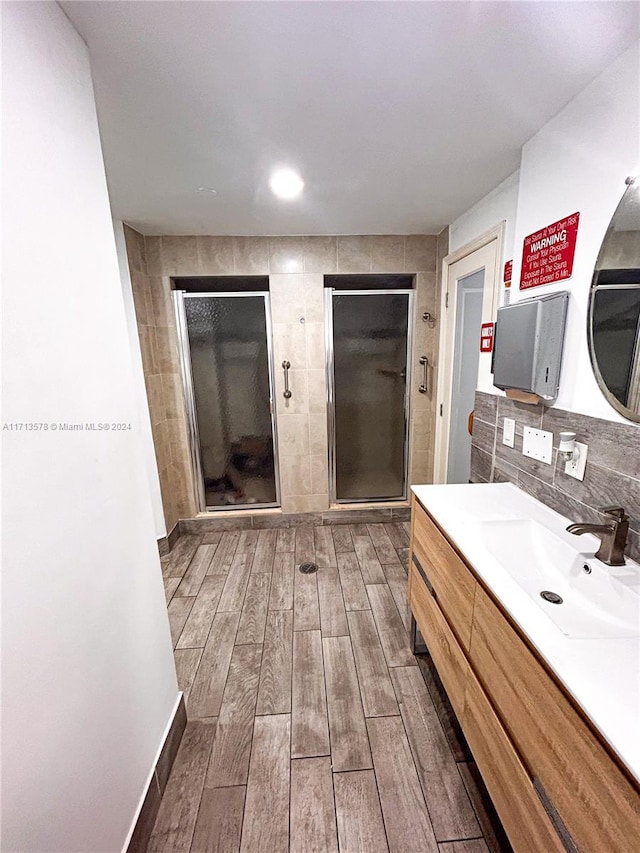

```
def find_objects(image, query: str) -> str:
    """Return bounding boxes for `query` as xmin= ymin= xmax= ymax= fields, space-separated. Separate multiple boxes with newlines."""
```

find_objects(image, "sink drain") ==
xmin=299 ymin=562 xmax=318 ymax=575
xmin=540 ymin=590 xmax=563 ymax=605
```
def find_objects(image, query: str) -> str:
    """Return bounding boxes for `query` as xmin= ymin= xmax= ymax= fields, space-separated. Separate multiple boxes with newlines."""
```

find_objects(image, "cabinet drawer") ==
xmin=409 ymin=560 xmax=468 ymax=720
xmin=463 ymin=667 xmax=565 ymax=853
xmin=411 ymin=497 xmax=476 ymax=650
xmin=470 ymin=585 xmax=640 ymax=853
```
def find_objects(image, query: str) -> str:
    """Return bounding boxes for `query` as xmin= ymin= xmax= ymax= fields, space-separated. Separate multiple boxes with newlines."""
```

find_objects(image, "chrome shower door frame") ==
xmin=173 ymin=290 xmax=282 ymax=512
xmin=325 ymin=288 xmax=415 ymax=505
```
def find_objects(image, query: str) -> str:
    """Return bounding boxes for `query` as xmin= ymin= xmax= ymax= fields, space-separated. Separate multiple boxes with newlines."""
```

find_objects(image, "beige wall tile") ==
xmin=337 ymin=235 xmax=372 ymax=273
xmin=310 ymin=454 xmax=329 ymax=495
xmin=162 ymin=372 xmax=185 ymax=421
xmin=159 ymin=463 xmax=177 ymax=531
xmin=410 ymin=450 xmax=433 ymax=486
xmin=145 ymin=373 xmax=164 ymax=425
xmin=129 ymin=232 xmax=440 ymax=521
xmin=138 ymin=324 xmax=158 ymax=376
xmin=233 ymin=236 xmax=269 ymax=274
xmin=436 ymin=226 xmax=449 ymax=269
xmin=415 ymin=272 xmax=437 ymax=309
xmin=277 ymin=413 xmax=310 ymax=457
xmin=124 ymin=225 xmax=146 ymax=274
xmin=371 ymin=235 xmax=404 ymax=273
xmin=309 ymin=418 xmax=328 ymax=456
xmin=269 ymin=237 xmax=304 ymax=274
xmin=303 ymin=274 xmax=325 ymax=323
xmin=152 ymin=420 xmax=171 ymax=473
xmin=281 ymin=495 xmax=305 ymax=513
xmin=271 ymin=321 xmax=307 ymax=368
xmin=196 ymin=236 xmax=234 ymax=274
xmin=175 ymin=460 xmax=199 ymax=518
xmin=162 ymin=235 xmax=198 ymax=276
xmin=303 ymin=236 xmax=337 ymax=273
xmin=130 ymin=271 xmax=152 ymax=324
xmin=280 ymin=454 xmax=312 ymax=496
xmin=405 ymin=235 xmax=436 ymax=272
xmin=148 ymin=276 xmax=176 ymax=327
xmin=307 ymin=370 xmax=327 ymax=413
xmin=166 ymin=417 xmax=190 ymax=470
xmin=411 ymin=415 xmax=433 ymax=450
xmin=275 ymin=368 xmax=309 ymax=416
xmin=145 ymin=236 xmax=162 ymax=275
xmin=305 ymin=322 xmax=325 ymax=369
xmin=304 ymin=494 xmax=330 ymax=512
xmin=269 ymin=274 xmax=305 ymax=324
xmin=155 ymin=324 xmax=179 ymax=374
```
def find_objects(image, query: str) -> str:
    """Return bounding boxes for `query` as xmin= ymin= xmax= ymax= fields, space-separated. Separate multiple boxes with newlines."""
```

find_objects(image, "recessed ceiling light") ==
xmin=269 ymin=168 xmax=304 ymax=200
xmin=196 ymin=186 xmax=217 ymax=195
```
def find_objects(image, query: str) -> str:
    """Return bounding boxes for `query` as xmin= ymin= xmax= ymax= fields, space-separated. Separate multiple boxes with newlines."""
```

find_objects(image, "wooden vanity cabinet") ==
xmin=412 ymin=502 xmax=475 ymax=650
xmin=408 ymin=495 xmax=640 ymax=853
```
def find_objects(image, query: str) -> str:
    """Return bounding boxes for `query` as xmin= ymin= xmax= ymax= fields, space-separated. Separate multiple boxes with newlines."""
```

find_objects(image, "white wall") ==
xmin=1 ymin=4 xmax=179 ymax=851
xmin=114 ymin=220 xmax=167 ymax=539
xmin=449 ymin=41 xmax=640 ymax=423
xmin=510 ymin=42 xmax=640 ymax=421
xmin=449 ymin=171 xmax=520 ymax=394
xmin=449 ymin=169 xmax=520 ymax=264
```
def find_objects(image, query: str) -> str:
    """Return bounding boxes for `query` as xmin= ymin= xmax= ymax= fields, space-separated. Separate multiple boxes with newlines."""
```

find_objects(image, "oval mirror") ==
xmin=588 ymin=177 xmax=640 ymax=422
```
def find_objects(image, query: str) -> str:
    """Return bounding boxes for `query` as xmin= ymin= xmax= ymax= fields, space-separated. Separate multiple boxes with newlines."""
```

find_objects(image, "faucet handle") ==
xmin=601 ymin=506 xmax=629 ymax=521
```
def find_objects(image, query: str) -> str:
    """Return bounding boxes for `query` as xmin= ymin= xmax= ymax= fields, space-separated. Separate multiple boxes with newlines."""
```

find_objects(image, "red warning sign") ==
xmin=480 ymin=322 xmax=494 ymax=353
xmin=520 ymin=212 xmax=580 ymax=290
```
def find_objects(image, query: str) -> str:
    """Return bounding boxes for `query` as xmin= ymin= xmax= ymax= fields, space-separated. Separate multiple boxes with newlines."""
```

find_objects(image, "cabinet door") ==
xmin=463 ymin=667 xmax=565 ymax=853
xmin=411 ymin=498 xmax=476 ymax=650
xmin=409 ymin=560 xmax=468 ymax=720
xmin=470 ymin=585 xmax=640 ymax=853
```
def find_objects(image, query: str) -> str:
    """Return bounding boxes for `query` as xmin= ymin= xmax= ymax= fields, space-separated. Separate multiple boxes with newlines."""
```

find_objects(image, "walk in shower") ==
xmin=174 ymin=287 xmax=280 ymax=511
xmin=325 ymin=278 xmax=414 ymax=502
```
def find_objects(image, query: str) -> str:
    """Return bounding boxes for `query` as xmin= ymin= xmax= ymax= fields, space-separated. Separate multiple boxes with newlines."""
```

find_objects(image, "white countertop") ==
xmin=411 ymin=482 xmax=640 ymax=784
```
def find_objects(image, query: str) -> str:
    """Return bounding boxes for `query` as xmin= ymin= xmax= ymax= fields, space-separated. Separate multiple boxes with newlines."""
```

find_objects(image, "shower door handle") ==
xmin=419 ymin=356 xmax=429 ymax=393
xmin=282 ymin=360 xmax=292 ymax=398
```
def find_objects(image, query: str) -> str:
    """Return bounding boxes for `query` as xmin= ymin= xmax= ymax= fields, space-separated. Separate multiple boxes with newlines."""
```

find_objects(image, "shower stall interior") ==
xmin=174 ymin=289 xmax=280 ymax=511
xmin=326 ymin=283 xmax=414 ymax=503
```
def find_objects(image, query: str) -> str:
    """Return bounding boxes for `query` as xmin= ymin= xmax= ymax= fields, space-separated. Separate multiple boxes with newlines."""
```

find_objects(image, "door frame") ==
xmin=433 ymin=224 xmax=505 ymax=484
xmin=173 ymin=290 xmax=282 ymax=512
xmin=325 ymin=287 xmax=415 ymax=504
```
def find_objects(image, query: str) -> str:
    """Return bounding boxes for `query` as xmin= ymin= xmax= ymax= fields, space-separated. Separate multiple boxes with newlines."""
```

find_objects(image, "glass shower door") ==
xmin=329 ymin=290 xmax=413 ymax=501
xmin=177 ymin=292 xmax=279 ymax=510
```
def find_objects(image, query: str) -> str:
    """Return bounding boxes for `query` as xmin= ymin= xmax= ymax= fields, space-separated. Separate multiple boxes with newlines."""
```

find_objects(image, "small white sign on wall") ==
xmin=522 ymin=427 xmax=554 ymax=464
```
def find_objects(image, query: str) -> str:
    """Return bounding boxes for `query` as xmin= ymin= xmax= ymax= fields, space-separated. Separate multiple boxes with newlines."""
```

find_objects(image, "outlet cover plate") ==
xmin=522 ymin=427 xmax=553 ymax=464
xmin=503 ymin=418 xmax=515 ymax=447
xmin=565 ymin=441 xmax=588 ymax=481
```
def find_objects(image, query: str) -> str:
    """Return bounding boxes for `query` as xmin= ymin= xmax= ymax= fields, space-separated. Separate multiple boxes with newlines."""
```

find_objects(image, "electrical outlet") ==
xmin=565 ymin=441 xmax=588 ymax=481
xmin=522 ymin=427 xmax=553 ymax=464
xmin=502 ymin=418 xmax=515 ymax=447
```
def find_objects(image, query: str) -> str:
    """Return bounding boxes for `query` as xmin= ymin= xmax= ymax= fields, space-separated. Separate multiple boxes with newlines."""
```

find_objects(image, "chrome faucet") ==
xmin=566 ymin=506 xmax=629 ymax=566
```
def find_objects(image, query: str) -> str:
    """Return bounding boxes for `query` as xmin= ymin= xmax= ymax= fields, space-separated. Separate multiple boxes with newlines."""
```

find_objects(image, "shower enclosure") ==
xmin=174 ymin=290 xmax=280 ymax=511
xmin=326 ymin=285 xmax=414 ymax=502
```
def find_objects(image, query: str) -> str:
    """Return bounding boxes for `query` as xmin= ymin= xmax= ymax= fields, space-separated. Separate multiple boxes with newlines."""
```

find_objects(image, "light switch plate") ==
xmin=565 ymin=441 xmax=588 ymax=481
xmin=502 ymin=418 xmax=515 ymax=447
xmin=522 ymin=427 xmax=553 ymax=464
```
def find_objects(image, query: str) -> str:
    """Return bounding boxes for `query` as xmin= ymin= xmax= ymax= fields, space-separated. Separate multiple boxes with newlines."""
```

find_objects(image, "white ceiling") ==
xmin=62 ymin=1 xmax=639 ymax=236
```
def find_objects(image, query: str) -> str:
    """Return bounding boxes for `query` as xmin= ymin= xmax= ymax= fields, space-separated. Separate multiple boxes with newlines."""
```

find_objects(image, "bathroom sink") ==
xmin=479 ymin=519 xmax=640 ymax=639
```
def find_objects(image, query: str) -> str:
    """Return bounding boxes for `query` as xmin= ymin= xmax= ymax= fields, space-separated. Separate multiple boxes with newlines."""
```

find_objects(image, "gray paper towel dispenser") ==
xmin=493 ymin=291 xmax=569 ymax=402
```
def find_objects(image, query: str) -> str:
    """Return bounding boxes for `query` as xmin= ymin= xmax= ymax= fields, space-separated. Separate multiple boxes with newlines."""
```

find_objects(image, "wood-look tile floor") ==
xmin=152 ymin=522 xmax=510 ymax=853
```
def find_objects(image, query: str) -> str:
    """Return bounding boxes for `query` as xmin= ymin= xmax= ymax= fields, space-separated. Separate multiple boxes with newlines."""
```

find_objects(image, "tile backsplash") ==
xmin=471 ymin=391 xmax=640 ymax=563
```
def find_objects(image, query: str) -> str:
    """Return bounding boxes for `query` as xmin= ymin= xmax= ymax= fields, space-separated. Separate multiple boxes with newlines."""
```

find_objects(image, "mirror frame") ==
xmin=587 ymin=176 xmax=640 ymax=424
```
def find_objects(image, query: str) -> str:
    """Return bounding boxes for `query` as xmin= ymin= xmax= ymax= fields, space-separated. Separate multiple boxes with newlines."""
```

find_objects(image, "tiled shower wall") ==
xmin=471 ymin=390 xmax=640 ymax=563
xmin=124 ymin=226 xmax=196 ymax=532
xmin=125 ymin=230 xmax=444 ymax=529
